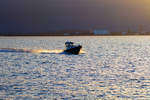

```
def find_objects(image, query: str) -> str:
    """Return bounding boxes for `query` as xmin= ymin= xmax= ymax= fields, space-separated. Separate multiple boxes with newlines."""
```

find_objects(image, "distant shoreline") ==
xmin=0 ymin=31 xmax=150 ymax=36
xmin=0 ymin=35 xmax=150 ymax=36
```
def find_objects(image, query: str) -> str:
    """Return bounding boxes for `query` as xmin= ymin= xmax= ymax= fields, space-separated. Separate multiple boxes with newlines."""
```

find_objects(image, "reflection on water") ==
xmin=0 ymin=48 xmax=85 ymax=54
xmin=1 ymin=36 xmax=150 ymax=99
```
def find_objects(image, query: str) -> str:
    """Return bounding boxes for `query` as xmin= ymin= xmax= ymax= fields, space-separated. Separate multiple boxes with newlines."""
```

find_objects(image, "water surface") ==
xmin=0 ymin=36 xmax=150 ymax=99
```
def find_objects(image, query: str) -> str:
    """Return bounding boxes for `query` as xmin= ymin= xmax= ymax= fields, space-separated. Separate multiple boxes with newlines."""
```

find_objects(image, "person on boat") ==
xmin=65 ymin=41 xmax=74 ymax=49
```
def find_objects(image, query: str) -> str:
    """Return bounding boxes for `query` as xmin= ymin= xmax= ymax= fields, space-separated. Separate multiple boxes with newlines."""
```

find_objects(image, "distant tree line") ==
xmin=1 ymin=30 xmax=150 ymax=36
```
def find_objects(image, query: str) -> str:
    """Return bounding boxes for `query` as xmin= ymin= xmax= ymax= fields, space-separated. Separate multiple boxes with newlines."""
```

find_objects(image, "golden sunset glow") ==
xmin=0 ymin=48 xmax=85 ymax=54
xmin=31 ymin=49 xmax=63 ymax=53
xmin=1 ymin=0 xmax=150 ymax=99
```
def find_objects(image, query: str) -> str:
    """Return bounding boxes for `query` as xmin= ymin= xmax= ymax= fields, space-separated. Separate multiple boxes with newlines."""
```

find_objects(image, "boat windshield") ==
xmin=65 ymin=42 xmax=74 ymax=48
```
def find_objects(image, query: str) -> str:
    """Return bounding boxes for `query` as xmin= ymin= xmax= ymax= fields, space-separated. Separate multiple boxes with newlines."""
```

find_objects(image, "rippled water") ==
xmin=1 ymin=36 xmax=150 ymax=99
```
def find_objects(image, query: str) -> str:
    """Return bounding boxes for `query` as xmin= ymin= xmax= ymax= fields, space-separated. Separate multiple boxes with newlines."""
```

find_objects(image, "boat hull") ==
xmin=64 ymin=45 xmax=82 ymax=55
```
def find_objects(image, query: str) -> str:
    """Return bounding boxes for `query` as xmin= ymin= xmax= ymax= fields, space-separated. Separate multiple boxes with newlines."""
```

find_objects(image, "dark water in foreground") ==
xmin=0 ymin=36 xmax=150 ymax=99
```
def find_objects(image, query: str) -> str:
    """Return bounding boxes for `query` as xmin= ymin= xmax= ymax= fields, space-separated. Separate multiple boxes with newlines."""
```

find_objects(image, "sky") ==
xmin=0 ymin=0 xmax=150 ymax=33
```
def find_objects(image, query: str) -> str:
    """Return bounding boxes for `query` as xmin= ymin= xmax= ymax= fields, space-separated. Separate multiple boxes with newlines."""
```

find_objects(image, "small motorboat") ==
xmin=64 ymin=41 xmax=82 ymax=54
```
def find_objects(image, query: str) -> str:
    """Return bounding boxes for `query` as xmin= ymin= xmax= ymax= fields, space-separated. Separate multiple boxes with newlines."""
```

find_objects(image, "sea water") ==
xmin=0 ymin=36 xmax=150 ymax=99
